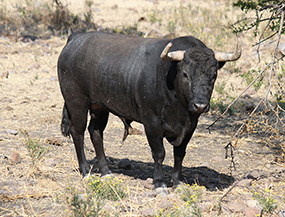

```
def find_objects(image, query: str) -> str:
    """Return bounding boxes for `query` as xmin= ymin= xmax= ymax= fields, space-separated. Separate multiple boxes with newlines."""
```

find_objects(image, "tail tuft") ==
xmin=61 ymin=103 xmax=71 ymax=137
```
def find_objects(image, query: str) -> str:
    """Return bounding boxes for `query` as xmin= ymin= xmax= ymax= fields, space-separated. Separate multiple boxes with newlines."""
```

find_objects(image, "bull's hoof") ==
xmin=154 ymin=187 xmax=170 ymax=196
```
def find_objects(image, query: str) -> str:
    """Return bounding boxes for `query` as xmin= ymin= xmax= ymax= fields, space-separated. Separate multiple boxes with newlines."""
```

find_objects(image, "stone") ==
xmin=246 ymin=200 xmax=259 ymax=208
xmin=166 ymin=192 xmax=180 ymax=200
xmin=237 ymin=179 xmax=252 ymax=187
xmin=118 ymin=158 xmax=132 ymax=170
xmin=28 ymin=63 xmax=40 ymax=70
xmin=0 ymin=71 xmax=8 ymax=79
xmin=226 ymin=202 xmax=247 ymax=213
xmin=143 ymin=190 xmax=156 ymax=198
xmin=42 ymin=46 xmax=52 ymax=54
xmin=5 ymin=129 xmax=18 ymax=135
xmin=243 ymin=207 xmax=261 ymax=217
xmin=144 ymin=178 xmax=154 ymax=189
xmin=211 ymin=156 xmax=223 ymax=162
xmin=155 ymin=187 xmax=170 ymax=196
xmin=141 ymin=208 xmax=155 ymax=216
xmin=44 ymin=158 xmax=57 ymax=167
xmin=9 ymin=151 xmax=21 ymax=164
xmin=159 ymin=200 xmax=172 ymax=210
xmin=111 ymin=4 xmax=118 ymax=10
xmin=50 ymin=76 xmax=58 ymax=81
xmin=102 ymin=204 xmax=115 ymax=213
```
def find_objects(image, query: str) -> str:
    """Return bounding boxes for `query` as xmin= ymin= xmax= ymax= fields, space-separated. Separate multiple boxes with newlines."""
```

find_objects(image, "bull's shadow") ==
xmin=89 ymin=157 xmax=234 ymax=190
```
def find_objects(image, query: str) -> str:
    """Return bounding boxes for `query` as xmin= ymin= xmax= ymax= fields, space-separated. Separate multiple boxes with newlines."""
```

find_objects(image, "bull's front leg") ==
xmin=172 ymin=124 xmax=197 ymax=186
xmin=145 ymin=130 xmax=166 ymax=189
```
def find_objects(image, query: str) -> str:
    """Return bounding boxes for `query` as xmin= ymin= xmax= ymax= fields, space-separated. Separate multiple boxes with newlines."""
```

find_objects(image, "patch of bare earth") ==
xmin=0 ymin=0 xmax=285 ymax=216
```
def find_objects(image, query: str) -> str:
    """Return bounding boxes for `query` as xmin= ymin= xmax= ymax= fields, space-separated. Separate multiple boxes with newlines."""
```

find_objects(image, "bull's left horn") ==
xmin=160 ymin=42 xmax=173 ymax=61
xmin=160 ymin=42 xmax=186 ymax=61
xmin=214 ymin=37 xmax=242 ymax=62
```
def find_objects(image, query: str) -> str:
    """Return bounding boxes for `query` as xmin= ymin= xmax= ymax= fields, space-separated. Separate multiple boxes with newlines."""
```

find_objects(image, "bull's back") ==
xmin=58 ymin=32 xmax=167 ymax=121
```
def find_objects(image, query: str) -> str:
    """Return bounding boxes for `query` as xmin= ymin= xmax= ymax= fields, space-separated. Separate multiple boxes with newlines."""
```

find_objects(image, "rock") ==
xmin=159 ymin=200 xmax=172 ymax=210
xmin=0 ymin=190 xmax=12 ymax=199
xmin=246 ymin=200 xmax=259 ymax=208
xmin=118 ymin=158 xmax=132 ymax=170
xmin=6 ymin=106 xmax=13 ymax=111
xmin=144 ymin=178 xmax=154 ymax=189
xmin=8 ymin=151 xmax=21 ymax=164
xmin=279 ymin=210 xmax=285 ymax=217
xmin=226 ymin=202 xmax=247 ymax=213
xmin=199 ymin=162 xmax=210 ymax=167
xmin=132 ymin=196 xmax=143 ymax=205
xmin=42 ymin=46 xmax=52 ymax=54
xmin=0 ymin=71 xmax=8 ymax=79
xmin=50 ymin=76 xmax=58 ymax=81
xmin=155 ymin=187 xmax=170 ymax=196
xmin=246 ymin=87 xmax=257 ymax=95
xmin=203 ymin=27 xmax=212 ymax=33
xmin=211 ymin=156 xmax=223 ymax=162
xmin=111 ymin=4 xmax=118 ymax=10
xmin=141 ymin=208 xmax=155 ymax=217
xmin=5 ymin=129 xmax=18 ymax=135
xmin=237 ymin=179 xmax=252 ymax=187
xmin=243 ymin=207 xmax=261 ymax=217
xmin=166 ymin=192 xmax=180 ymax=200
xmin=102 ymin=204 xmax=115 ymax=213
xmin=28 ymin=63 xmax=40 ymax=70
xmin=143 ymin=190 xmax=156 ymax=198
xmin=0 ymin=54 xmax=8 ymax=59
xmin=42 ymin=68 xmax=49 ymax=73
xmin=277 ymin=42 xmax=285 ymax=55
xmin=44 ymin=158 xmax=57 ymax=167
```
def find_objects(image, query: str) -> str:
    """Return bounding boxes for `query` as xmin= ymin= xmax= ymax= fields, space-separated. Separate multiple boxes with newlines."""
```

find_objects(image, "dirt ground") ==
xmin=0 ymin=0 xmax=285 ymax=216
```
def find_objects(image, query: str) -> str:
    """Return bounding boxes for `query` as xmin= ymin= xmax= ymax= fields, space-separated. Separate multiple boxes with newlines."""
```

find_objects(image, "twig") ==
xmin=219 ymin=172 xmax=251 ymax=202
xmin=207 ymin=62 xmax=270 ymax=131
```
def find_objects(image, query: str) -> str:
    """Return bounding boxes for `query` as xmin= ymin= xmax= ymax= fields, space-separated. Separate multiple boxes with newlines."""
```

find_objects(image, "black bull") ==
xmin=57 ymin=31 xmax=241 ymax=189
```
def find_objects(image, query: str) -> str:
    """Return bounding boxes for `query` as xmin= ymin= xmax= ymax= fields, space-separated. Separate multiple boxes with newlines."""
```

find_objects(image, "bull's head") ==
xmin=161 ymin=39 xmax=241 ymax=114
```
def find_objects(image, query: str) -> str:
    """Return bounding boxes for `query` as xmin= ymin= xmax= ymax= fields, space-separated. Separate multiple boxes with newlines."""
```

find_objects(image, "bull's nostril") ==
xmin=193 ymin=103 xmax=209 ymax=113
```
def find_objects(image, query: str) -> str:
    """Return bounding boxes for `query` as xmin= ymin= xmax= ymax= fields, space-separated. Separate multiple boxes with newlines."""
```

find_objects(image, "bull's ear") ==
xmin=218 ymin=62 xmax=226 ymax=69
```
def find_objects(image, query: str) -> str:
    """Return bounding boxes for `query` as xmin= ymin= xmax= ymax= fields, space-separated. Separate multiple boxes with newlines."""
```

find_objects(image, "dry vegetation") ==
xmin=0 ymin=0 xmax=285 ymax=216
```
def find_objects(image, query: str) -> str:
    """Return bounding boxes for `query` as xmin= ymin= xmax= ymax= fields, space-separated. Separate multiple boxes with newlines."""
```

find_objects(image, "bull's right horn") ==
xmin=160 ymin=42 xmax=186 ymax=61
xmin=214 ymin=37 xmax=242 ymax=62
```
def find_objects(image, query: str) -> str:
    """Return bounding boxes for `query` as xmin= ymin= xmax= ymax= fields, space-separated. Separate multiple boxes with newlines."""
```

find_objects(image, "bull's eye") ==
xmin=183 ymin=72 xmax=189 ymax=79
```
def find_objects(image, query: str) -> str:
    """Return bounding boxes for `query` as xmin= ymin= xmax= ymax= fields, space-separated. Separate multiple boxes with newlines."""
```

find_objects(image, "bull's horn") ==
xmin=160 ymin=42 xmax=173 ymax=61
xmin=160 ymin=42 xmax=186 ymax=61
xmin=214 ymin=37 xmax=242 ymax=62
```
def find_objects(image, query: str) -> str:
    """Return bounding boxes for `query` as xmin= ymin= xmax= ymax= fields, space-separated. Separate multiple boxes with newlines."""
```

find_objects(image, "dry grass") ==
xmin=0 ymin=0 xmax=285 ymax=216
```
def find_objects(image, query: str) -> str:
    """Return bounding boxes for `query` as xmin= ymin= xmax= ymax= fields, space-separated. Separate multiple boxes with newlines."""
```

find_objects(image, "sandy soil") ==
xmin=0 ymin=0 xmax=285 ymax=216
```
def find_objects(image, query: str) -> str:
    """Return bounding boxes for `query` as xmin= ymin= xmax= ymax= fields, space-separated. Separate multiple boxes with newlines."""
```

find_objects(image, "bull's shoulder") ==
xmin=67 ymin=31 xmax=85 ymax=43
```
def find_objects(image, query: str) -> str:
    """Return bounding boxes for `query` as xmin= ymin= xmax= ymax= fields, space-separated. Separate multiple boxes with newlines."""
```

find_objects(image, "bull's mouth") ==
xmin=189 ymin=103 xmax=210 ymax=114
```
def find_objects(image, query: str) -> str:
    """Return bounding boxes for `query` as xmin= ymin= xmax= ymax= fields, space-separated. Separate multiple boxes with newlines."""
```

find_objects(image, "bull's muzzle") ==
xmin=193 ymin=103 xmax=210 ymax=114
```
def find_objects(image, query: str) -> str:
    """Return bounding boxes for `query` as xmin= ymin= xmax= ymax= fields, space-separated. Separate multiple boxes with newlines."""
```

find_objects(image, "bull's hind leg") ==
xmin=65 ymin=97 xmax=90 ymax=176
xmin=88 ymin=106 xmax=111 ymax=176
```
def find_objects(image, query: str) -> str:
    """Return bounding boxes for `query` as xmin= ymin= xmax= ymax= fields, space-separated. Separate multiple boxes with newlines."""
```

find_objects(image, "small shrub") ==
xmin=176 ymin=184 xmax=205 ymax=217
xmin=252 ymin=187 xmax=277 ymax=213
xmin=23 ymin=132 xmax=47 ymax=165
xmin=63 ymin=176 xmax=126 ymax=217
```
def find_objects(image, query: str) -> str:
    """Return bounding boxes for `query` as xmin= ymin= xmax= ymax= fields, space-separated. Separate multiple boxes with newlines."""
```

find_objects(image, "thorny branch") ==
xmin=208 ymin=2 xmax=285 ymax=162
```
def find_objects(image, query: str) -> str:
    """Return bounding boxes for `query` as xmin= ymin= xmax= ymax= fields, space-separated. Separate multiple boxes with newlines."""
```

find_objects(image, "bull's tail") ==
xmin=61 ymin=103 xmax=71 ymax=137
